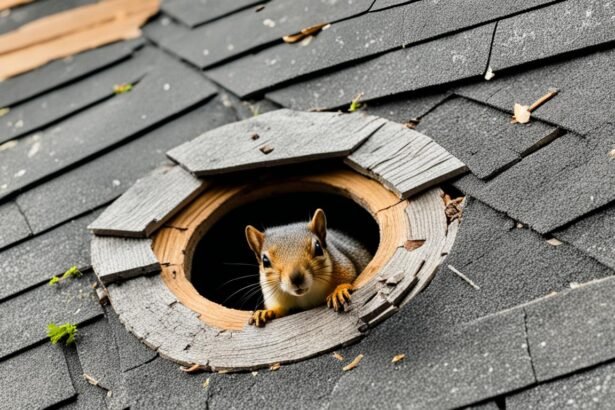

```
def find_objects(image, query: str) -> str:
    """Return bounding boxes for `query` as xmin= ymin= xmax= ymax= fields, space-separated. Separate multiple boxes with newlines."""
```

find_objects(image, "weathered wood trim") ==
xmin=91 ymin=236 xmax=160 ymax=285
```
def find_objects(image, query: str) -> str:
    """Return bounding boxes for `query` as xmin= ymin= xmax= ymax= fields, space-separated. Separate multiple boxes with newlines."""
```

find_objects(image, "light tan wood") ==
xmin=153 ymin=169 xmax=406 ymax=331
xmin=0 ymin=0 xmax=159 ymax=80
xmin=0 ymin=0 xmax=32 ymax=11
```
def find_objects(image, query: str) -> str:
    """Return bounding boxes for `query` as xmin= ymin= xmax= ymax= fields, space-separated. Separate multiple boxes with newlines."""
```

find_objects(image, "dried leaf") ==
xmin=332 ymin=352 xmax=344 ymax=361
xmin=270 ymin=362 xmax=281 ymax=371
xmin=392 ymin=354 xmax=406 ymax=363
xmin=342 ymin=354 xmax=364 ymax=371
xmin=282 ymin=22 xmax=329 ymax=43
xmin=443 ymin=194 xmax=464 ymax=222
xmin=512 ymin=103 xmax=531 ymax=124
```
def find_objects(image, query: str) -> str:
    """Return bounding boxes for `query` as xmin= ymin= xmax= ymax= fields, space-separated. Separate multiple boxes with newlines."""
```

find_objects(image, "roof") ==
xmin=1 ymin=0 xmax=614 ymax=408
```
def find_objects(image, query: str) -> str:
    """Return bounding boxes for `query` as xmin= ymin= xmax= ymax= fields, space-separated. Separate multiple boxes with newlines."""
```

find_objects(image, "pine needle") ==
xmin=47 ymin=323 xmax=78 ymax=345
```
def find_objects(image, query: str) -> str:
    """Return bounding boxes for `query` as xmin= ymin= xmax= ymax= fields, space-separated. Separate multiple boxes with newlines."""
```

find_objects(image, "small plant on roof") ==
xmin=47 ymin=323 xmax=78 ymax=345
xmin=0 ymin=107 xmax=9 ymax=117
xmin=113 ymin=83 xmax=133 ymax=94
xmin=348 ymin=92 xmax=364 ymax=113
xmin=49 ymin=265 xmax=82 ymax=286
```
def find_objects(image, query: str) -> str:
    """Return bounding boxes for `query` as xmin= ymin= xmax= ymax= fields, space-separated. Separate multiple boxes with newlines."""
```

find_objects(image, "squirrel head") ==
xmin=245 ymin=209 xmax=331 ymax=298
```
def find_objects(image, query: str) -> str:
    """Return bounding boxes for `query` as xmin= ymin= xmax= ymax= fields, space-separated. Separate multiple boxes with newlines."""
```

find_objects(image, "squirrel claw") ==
xmin=249 ymin=309 xmax=277 ymax=327
xmin=326 ymin=284 xmax=353 ymax=312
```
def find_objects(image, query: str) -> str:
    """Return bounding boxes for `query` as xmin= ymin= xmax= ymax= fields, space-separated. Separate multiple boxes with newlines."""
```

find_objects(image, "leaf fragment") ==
xmin=392 ymin=353 xmax=406 ymax=363
xmin=113 ymin=83 xmax=133 ymax=94
xmin=283 ymin=22 xmax=329 ymax=44
xmin=342 ymin=354 xmax=364 ymax=371
xmin=332 ymin=352 xmax=344 ymax=361
xmin=270 ymin=362 xmax=281 ymax=371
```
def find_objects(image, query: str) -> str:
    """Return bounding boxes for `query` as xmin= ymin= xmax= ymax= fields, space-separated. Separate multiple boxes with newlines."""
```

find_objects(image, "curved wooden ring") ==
xmin=153 ymin=168 xmax=408 ymax=330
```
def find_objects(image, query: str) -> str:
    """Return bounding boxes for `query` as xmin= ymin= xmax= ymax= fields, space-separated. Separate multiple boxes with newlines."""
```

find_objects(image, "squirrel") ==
xmin=245 ymin=209 xmax=372 ymax=327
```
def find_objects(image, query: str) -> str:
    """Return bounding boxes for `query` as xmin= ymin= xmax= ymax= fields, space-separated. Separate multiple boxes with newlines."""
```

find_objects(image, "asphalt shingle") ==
xmin=0 ymin=273 xmax=102 ymax=359
xmin=62 ymin=343 xmax=107 ymax=410
xmin=162 ymin=0 xmax=266 ymax=27
xmin=491 ymin=0 xmax=615 ymax=71
xmin=454 ymin=123 xmax=615 ymax=233
xmin=416 ymin=96 xmax=561 ymax=179
xmin=506 ymin=360 xmax=615 ymax=409
xmin=458 ymin=47 xmax=615 ymax=135
xmin=0 ymin=211 xmax=96 ymax=301
xmin=160 ymin=0 xmax=373 ymax=69
xmin=555 ymin=204 xmax=615 ymax=271
xmin=525 ymin=276 xmax=615 ymax=381
xmin=363 ymin=91 xmax=449 ymax=124
xmin=16 ymin=98 xmax=235 ymax=235
xmin=0 ymin=201 xmax=31 ymax=250
xmin=267 ymin=24 xmax=495 ymax=110
xmin=0 ymin=38 xmax=143 ymax=108
xmin=0 ymin=49 xmax=217 ymax=200
xmin=0 ymin=344 xmax=76 ymax=410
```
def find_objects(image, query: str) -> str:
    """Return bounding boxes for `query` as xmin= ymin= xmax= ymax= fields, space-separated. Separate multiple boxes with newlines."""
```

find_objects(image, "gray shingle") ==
xmin=328 ymin=308 xmax=535 ymax=409
xmin=457 ymin=47 xmax=615 ymax=135
xmin=555 ymin=204 xmax=615 ymax=271
xmin=491 ymin=0 xmax=615 ymax=71
xmin=267 ymin=24 xmax=495 ymax=110
xmin=161 ymin=0 xmax=373 ymax=69
xmin=88 ymin=166 xmax=206 ymax=238
xmin=167 ymin=109 xmax=386 ymax=176
xmin=0 ymin=211 xmax=96 ymax=301
xmin=0 ymin=49 xmax=216 ymax=201
xmin=525 ymin=276 xmax=615 ymax=381
xmin=0 ymin=201 xmax=31 ymax=250
xmin=0 ymin=344 xmax=76 ymax=410
xmin=0 ymin=38 xmax=143 ymax=108
xmin=62 ymin=343 xmax=107 ymax=410
xmin=16 ymin=98 xmax=236 ymax=235
xmin=454 ymin=124 xmax=615 ymax=233
xmin=162 ymin=0 xmax=266 ymax=27
xmin=208 ymin=0 xmax=561 ymax=98
xmin=416 ymin=97 xmax=561 ymax=179
xmin=0 ymin=46 xmax=155 ymax=144
xmin=0 ymin=273 xmax=102 ymax=359
xmin=105 ymin=306 xmax=157 ymax=373
xmin=363 ymin=91 xmax=449 ymax=124
xmin=506 ymin=360 xmax=615 ymax=410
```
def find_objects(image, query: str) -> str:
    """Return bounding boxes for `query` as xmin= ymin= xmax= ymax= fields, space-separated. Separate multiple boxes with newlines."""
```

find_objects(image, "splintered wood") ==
xmin=512 ymin=88 xmax=559 ymax=124
xmin=0 ymin=0 xmax=159 ymax=80
xmin=342 ymin=354 xmax=364 ymax=371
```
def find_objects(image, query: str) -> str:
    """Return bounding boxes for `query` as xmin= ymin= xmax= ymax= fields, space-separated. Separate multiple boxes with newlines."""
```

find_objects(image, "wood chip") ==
xmin=332 ymin=352 xmax=344 ymax=361
xmin=391 ymin=353 xmax=406 ymax=363
xmin=546 ymin=238 xmax=563 ymax=246
xmin=259 ymin=145 xmax=274 ymax=154
xmin=512 ymin=88 xmax=559 ymax=124
xmin=448 ymin=264 xmax=480 ymax=290
xmin=342 ymin=354 xmax=364 ymax=371
xmin=608 ymin=148 xmax=615 ymax=159
xmin=203 ymin=377 xmax=210 ymax=388
xmin=83 ymin=373 xmax=109 ymax=391
xmin=282 ymin=22 xmax=329 ymax=43
xmin=404 ymin=239 xmax=425 ymax=251
xmin=270 ymin=362 xmax=281 ymax=371
xmin=484 ymin=66 xmax=495 ymax=81
xmin=180 ymin=363 xmax=204 ymax=374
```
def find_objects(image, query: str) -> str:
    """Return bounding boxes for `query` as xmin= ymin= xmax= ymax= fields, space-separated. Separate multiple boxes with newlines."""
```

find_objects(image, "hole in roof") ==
xmin=191 ymin=191 xmax=379 ymax=311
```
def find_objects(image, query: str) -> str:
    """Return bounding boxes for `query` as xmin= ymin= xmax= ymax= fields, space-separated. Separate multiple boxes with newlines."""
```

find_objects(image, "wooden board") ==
xmin=88 ymin=166 xmax=208 ymax=238
xmin=167 ymin=109 xmax=387 ymax=176
xmin=91 ymin=236 xmax=160 ymax=285
xmin=346 ymin=122 xmax=468 ymax=199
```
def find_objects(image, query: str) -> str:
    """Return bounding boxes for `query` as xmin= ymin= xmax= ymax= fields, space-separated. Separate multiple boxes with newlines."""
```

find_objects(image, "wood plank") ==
xmin=89 ymin=166 xmax=208 ymax=238
xmin=91 ymin=236 xmax=160 ymax=285
xmin=167 ymin=110 xmax=387 ymax=176
xmin=345 ymin=121 xmax=468 ymax=199
xmin=0 ymin=0 xmax=158 ymax=55
xmin=0 ymin=0 xmax=32 ymax=11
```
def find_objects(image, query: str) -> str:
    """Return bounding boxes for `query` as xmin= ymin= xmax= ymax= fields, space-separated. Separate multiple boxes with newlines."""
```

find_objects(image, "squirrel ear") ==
xmin=309 ymin=209 xmax=327 ymax=242
xmin=245 ymin=225 xmax=265 ymax=257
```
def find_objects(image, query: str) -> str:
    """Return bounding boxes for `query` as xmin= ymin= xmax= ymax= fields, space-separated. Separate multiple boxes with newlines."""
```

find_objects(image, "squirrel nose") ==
xmin=289 ymin=271 xmax=305 ymax=287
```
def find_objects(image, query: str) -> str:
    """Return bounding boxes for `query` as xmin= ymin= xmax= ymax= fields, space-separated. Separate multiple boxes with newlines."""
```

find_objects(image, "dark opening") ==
xmin=191 ymin=192 xmax=379 ymax=310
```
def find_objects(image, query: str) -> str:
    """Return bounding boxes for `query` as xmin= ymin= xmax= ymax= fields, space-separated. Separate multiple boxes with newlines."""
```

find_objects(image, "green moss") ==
xmin=47 ymin=323 xmax=78 ymax=345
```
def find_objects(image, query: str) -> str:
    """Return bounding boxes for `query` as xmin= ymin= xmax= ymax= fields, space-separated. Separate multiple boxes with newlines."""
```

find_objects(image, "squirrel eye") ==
xmin=262 ymin=255 xmax=271 ymax=268
xmin=314 ymin=240 xmax=324 ymax=257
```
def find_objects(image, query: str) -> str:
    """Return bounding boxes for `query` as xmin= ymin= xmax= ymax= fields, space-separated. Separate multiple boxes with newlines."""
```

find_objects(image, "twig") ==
xmin=447 ymin=265 xmax=480 ymax=290
xmin=83 ymin=374 xmax=109 ymax=391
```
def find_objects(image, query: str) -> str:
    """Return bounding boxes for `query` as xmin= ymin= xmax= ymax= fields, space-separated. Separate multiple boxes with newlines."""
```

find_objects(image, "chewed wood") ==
xmin=153 ymin=168 xmax=404 ymax=330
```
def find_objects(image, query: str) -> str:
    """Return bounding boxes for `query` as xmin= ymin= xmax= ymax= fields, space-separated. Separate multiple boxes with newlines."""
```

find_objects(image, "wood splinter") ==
xmin=179 ymin=363 xmax=205 ymax=374
xmin=282 ymin=22 xmax=330 ymax=44
xmin=448 ymin=265 xmax=480 ymax=290
xmin=512 ymin=88 xmax=559 ymax=124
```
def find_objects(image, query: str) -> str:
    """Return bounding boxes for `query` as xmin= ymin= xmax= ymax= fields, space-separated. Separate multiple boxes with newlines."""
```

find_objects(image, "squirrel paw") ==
xmin=248 ymin=309 xmax=277 ymax=327
xmin=326 ymin=284 xmax=353 ymax=312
